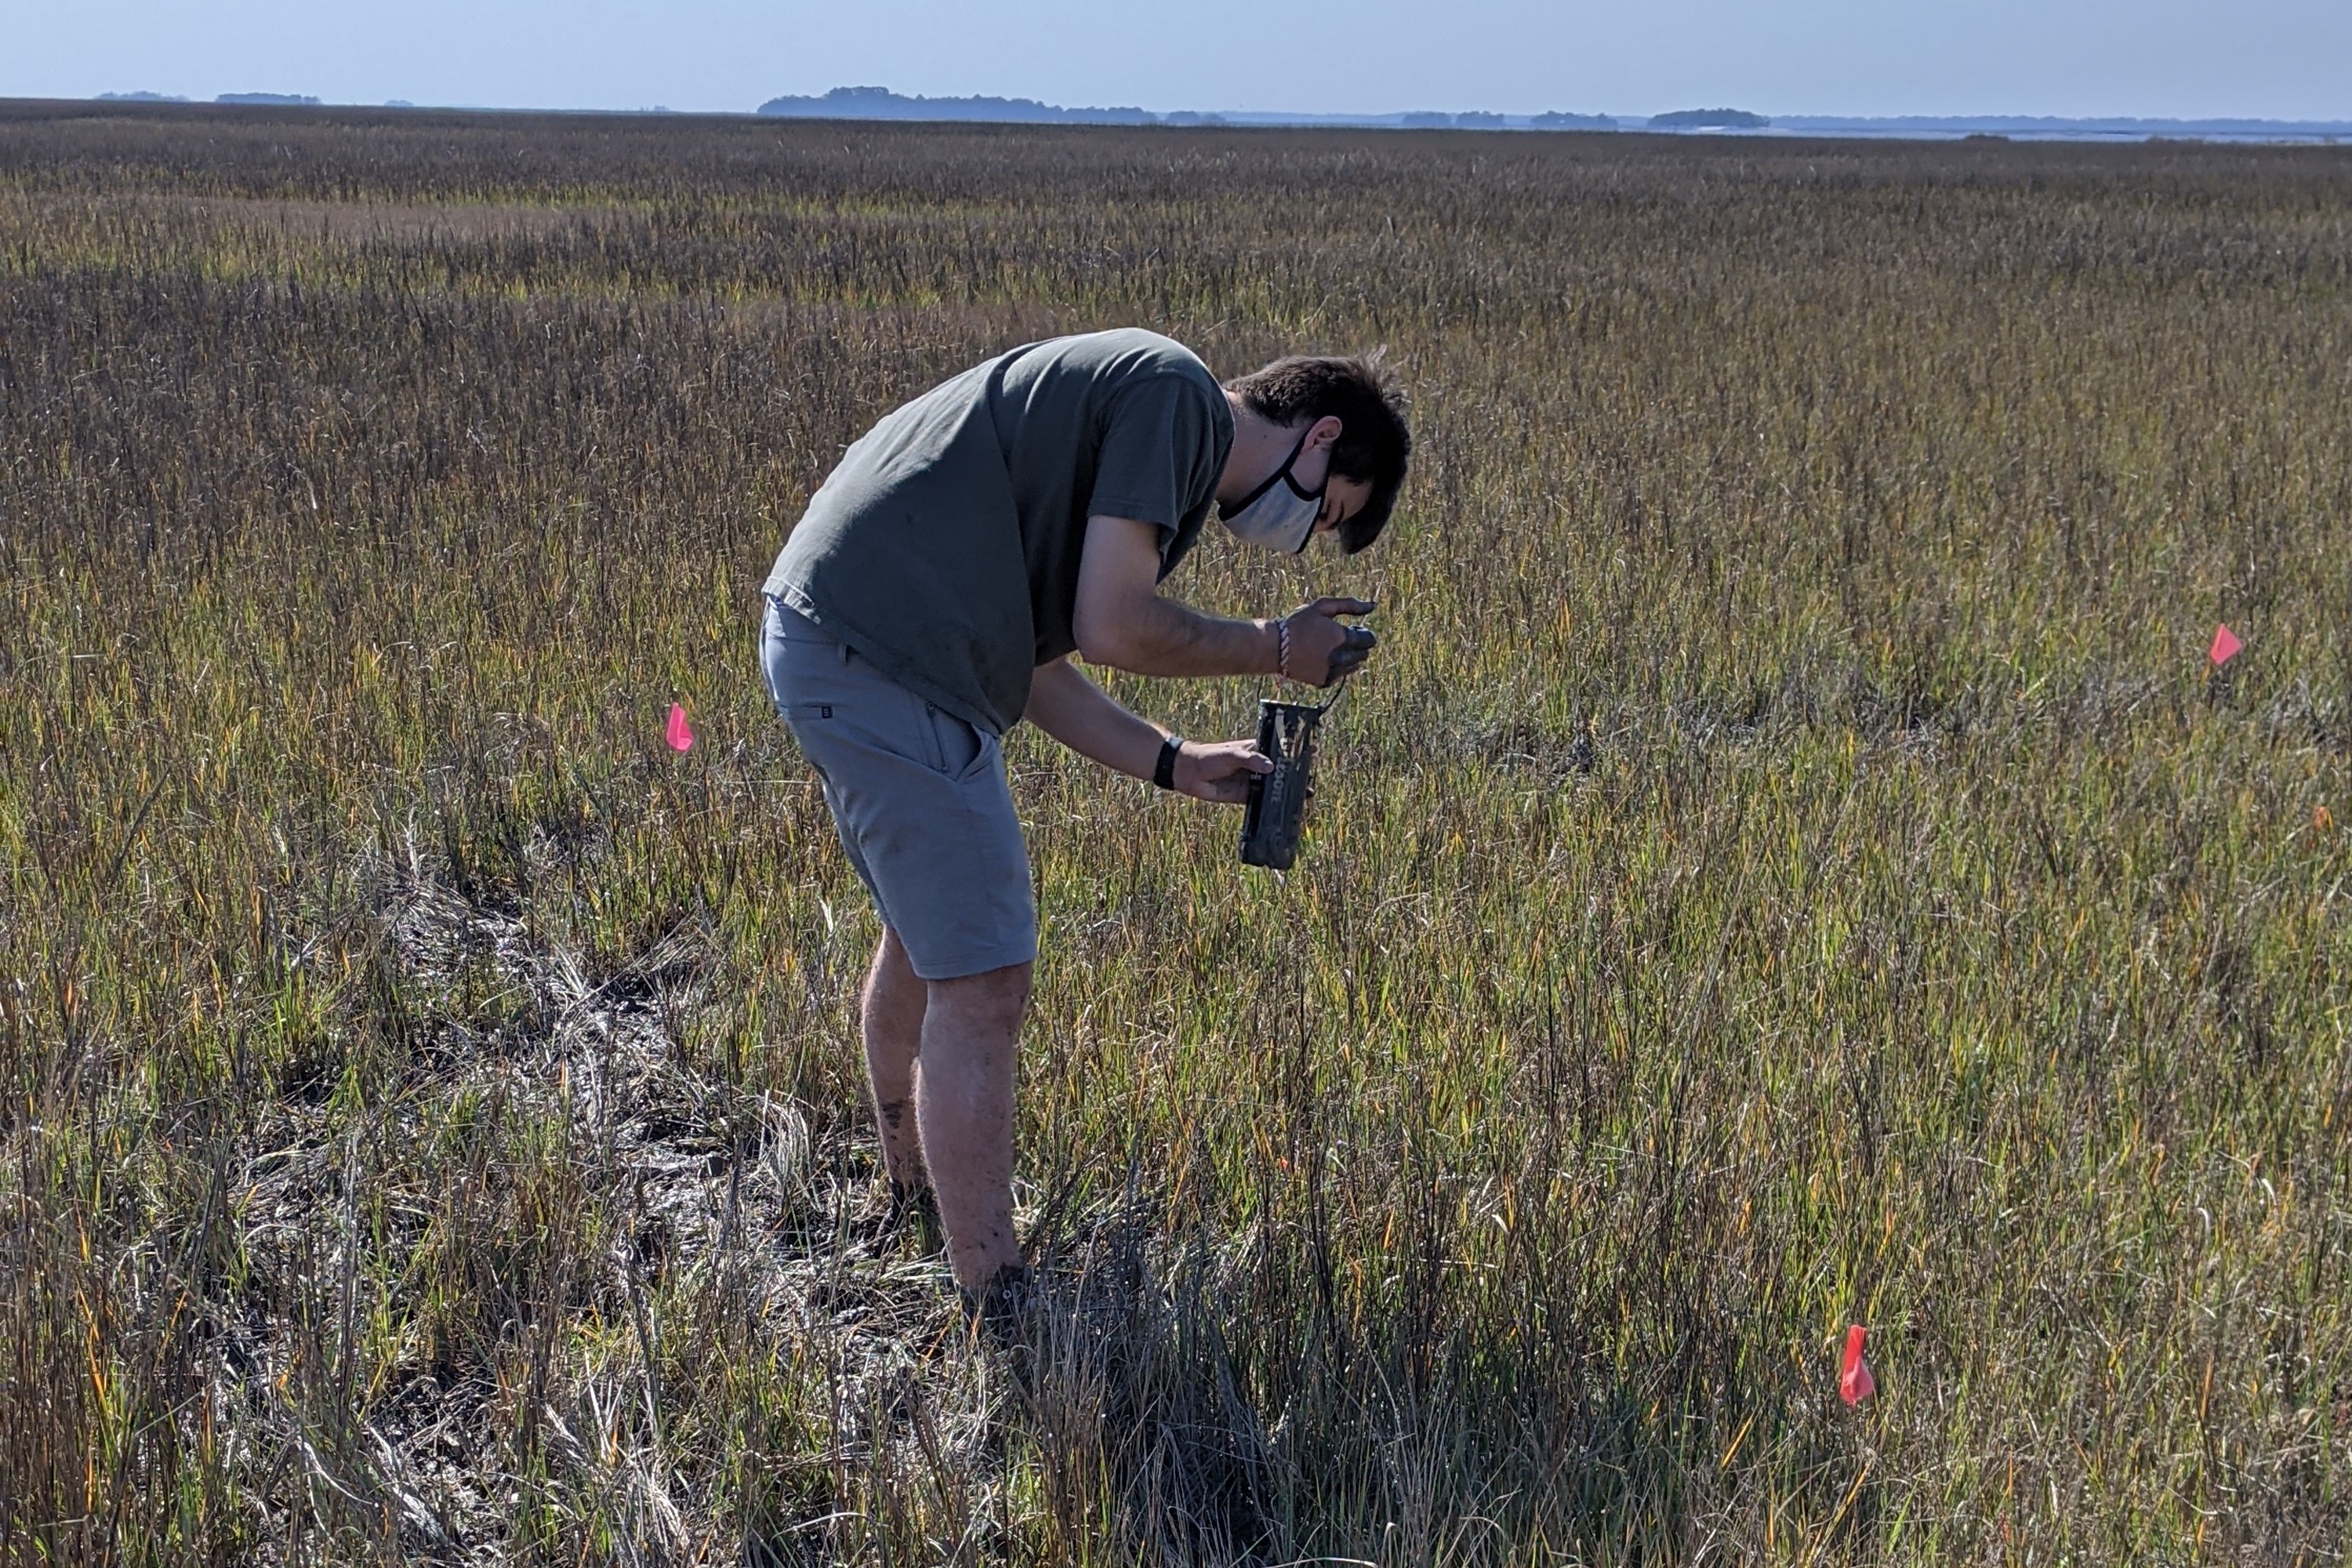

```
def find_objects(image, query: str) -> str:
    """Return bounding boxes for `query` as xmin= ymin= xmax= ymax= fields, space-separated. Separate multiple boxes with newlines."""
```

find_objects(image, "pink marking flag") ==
xmin=1839 ymin=1324 xmax=1875 ymax=1406
xmin=665 ymin=701 xmax=695 ymax=753
xmin=2209 ymin=624 xmax=2242 ymax=666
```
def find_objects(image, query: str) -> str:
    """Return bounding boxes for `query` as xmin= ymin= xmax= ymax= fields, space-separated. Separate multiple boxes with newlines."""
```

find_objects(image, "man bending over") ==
xmin=757 ymin=328 xmax=1411 ymax=1314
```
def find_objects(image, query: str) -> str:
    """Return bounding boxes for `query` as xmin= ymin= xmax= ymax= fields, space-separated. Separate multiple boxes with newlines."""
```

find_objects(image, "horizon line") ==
xmin=47 ymin=92 xmax=2352 ymax=139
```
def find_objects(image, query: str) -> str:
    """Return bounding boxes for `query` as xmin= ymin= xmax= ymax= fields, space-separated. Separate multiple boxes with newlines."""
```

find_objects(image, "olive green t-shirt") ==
xmin=760 ymin=329 xmax=1233 ymax=736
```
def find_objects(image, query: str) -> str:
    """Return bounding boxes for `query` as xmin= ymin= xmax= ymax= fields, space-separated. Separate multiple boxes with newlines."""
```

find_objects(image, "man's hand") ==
xmin=1174 ymin=739 xmax=1274 ymax=804
xmin=1282 ymin=597 xmax=1380 ymax=687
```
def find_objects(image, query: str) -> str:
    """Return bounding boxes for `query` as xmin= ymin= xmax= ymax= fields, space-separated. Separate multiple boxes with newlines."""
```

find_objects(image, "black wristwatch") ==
xmin=1153 ymin=735 xmax=1183 ymax=791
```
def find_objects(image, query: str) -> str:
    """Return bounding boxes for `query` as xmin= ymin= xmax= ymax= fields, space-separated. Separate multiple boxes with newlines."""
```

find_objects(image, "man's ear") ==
xmin=1302 ymin=414 xmax=1344 ymax=452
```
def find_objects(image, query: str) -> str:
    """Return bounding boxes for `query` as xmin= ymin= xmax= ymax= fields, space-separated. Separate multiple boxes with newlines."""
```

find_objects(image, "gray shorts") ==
xmin=759 ymin=596 xmax=1036 ymax=980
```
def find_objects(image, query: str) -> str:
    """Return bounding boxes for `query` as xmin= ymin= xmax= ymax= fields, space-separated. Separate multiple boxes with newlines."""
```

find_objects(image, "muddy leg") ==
xmin=861 ymin=928 xmax=929 ymax=1191
xmin=916 ymin=960 xmax=1031 ymax=1294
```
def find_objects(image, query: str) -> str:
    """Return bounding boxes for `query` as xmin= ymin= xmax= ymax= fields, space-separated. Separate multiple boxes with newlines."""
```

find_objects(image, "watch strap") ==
xmin=1153 ymin=735 xmax=1183 ymax=791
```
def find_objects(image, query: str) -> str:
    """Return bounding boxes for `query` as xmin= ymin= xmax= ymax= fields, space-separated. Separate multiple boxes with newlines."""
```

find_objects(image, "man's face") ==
xmin=1281 ymin=416 xmax=1370 ymax=545
xmin=1304 ymin=459 xmax=1372 ymax=543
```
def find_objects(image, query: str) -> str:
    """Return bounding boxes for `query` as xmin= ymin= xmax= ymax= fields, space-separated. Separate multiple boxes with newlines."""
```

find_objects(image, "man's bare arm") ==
xmin=1073 ymin=515 xmax=1378 ymax=684
xmin=1024 ymin=655 xmax=1269 ymax=804
xmin=1072 ymin=516 xmax=1279 ymax=677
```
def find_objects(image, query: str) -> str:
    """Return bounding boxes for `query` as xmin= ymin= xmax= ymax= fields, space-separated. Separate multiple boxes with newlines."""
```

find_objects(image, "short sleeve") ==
xmin=1085 ymin=374 xmax=1222 ymax=539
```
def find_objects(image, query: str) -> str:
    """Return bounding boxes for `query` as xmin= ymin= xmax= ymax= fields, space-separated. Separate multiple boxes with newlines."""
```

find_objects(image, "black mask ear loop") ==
xmin=1220 ymin=428 xmax=1316 ymax=520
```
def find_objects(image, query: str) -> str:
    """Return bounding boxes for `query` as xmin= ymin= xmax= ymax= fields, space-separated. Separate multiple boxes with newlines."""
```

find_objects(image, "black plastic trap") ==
xmin=1239 ymin=699 xmax=1328 ymax=870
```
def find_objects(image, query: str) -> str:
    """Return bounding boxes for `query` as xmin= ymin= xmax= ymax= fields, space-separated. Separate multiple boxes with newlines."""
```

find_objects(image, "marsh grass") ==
xmin=2 ymin=102 xmax=2348 ymax=1563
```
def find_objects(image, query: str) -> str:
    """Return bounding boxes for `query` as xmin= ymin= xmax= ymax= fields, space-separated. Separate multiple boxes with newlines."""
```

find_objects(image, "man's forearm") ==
xmin=1022 ymin=656 xmax=1166 ymax=778
xmin=1094 ymin=593 xmax=1281 ymax=680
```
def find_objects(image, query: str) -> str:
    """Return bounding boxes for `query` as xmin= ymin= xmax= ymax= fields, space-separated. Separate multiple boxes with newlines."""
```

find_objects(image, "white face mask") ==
xmin=1218 ymin=430 xmax=1324 ymax=554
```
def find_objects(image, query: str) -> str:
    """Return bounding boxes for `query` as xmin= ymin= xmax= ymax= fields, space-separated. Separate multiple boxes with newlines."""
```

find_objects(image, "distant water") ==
xmin=1769 ymin=116 xmax=2350 ymax=144
xmin=751 ymin=93 xmax=2350 ymax=145
xmin=97 ymin=93 xmax=2352 ymax=146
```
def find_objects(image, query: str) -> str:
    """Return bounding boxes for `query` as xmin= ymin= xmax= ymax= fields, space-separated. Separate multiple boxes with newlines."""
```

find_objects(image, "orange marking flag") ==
xmin=1839 ymin=1324 xmax=1876 ymax=1406
xmin=666 ymin=701 xmax=695 ymax=753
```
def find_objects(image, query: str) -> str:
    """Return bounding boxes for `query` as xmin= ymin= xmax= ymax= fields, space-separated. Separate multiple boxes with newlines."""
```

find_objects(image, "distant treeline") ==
xmin=82 ymin=92 xmax=2352 ymax=143
xmin=1648 ymin=108 xmax=1769 ymax=129
xmin=757 ymin=86 xmax=1629 ymax=131
xmin=757 ymin=86 xmax=1160 ymax=126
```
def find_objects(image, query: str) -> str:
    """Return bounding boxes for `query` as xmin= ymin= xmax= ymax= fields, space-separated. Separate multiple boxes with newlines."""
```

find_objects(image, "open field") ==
xmin=2 ymin=101 xmax=2349 ymax=1564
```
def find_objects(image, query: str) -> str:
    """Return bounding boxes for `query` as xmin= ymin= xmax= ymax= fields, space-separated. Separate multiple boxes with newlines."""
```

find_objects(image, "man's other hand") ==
xmin=1175 ymin=739 xmax=1275 ymax=804
xmin=1283 ymin=598 xmax=1379 ymax=687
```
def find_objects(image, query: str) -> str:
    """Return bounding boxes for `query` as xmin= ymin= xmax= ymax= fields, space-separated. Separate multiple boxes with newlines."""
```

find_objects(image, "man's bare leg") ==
xmin=861 ymin=929 xmax=930 ymax=1192
xmin=916 ymin=960 xmax=1033 ymax=1294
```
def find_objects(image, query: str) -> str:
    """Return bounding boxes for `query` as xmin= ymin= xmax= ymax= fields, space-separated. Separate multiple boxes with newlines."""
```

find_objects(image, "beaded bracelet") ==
xmin=1276 ymin=619 xmax=1292 ymax=683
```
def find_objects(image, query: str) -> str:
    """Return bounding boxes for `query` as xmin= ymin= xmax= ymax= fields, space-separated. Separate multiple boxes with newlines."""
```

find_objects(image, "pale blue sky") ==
xmin=5 ymin=0 xmax=2347 ymax=122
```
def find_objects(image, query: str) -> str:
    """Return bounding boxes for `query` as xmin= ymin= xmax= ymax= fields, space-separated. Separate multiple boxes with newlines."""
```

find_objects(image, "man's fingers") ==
xmin=1203 ymin=744 xmax=1272 ymax=775
xmin=1178 ymin=742 xmax=1274 ymax=797
xmin=1285 ymin=602 xmax=1380 ymax=684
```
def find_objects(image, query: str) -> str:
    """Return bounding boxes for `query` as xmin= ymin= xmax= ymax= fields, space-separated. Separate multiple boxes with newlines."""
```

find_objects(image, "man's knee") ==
xmin=927 ymin=960 xmax=1033 ymax=1025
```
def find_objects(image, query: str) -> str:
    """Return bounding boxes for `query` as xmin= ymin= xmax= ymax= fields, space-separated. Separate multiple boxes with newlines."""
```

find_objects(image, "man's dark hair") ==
xmin=1225 ymin=352 xmax=1411 ymax=554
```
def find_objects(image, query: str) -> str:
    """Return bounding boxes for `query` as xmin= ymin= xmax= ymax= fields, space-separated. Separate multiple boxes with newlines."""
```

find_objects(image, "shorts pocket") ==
xmin=924 ymin=703 xmax=986 ymax=781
